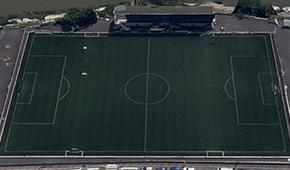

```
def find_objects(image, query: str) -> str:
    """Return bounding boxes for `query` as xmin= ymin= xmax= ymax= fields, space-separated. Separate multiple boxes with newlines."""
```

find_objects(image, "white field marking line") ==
xmin=238 ymin=123 xmax=280 ymax=125
xmin=53 ymin=56 xmax=67 ymax=124
xmin=84 ymin=32 xmax=100 ymax=38
xmin=4 ymin=32 xmax=34 ymax=152
xmin=11 ymin=55 xmax=67 ymax=125
xmin=124 ymin=73 xmax=148 ymax=105
xmin=5 ymin=149 xmax=287 ymax=154
xmin=230 ymin=56 xmax=240 ymax=124
xmin=4 ymin=95 xmax=20 ymax=152
xmin=206 ymin=151 xmax=224 ymax=157
xmin=6 ymin=150 xmax=145 ymax=153
xmin=13 ymin=122 xmax=55 ymax=125
xmin=29 ymin=55 xmax=66 ymax=57
xmin=148 ymin=73 xmax=170 ymax=105
xmin=263 ymin=35 xmax=287 ymax=152
xmin=124 ymin=73 xmax=170 ymax=105
xmin=17 ymin=72 xmax=38 ymax=105
xmin=144 ymin=37 xmax=150 ymax=152
xmin=21 ymin=36 xmax=35 ymax=76
xmin=230 ymin=55 xmax=267 ymax=58
xmin=224 ymin=76 xmax=235 ymax=102
xmin=52 ymin=31 xmax=109 ymax=34
xmin=257 ymin=73 xmax=276 ymax=105
xmin=58 ymin=76 xmax=70 ymax=101
xmin=38 ymin=34 xmax=83 ymax=37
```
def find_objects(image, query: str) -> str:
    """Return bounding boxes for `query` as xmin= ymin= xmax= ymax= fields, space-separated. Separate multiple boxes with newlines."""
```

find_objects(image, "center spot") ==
xmin=124 ymin=73 xmax=170 ymax=105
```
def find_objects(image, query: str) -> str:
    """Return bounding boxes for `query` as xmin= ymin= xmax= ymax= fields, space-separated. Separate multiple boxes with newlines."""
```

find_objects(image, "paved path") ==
xmin=0 ymin=157 xmax=289 ymax=169
xmin=214 ymin=14 xmax=277 ymax=32
xmin=0 ymin=28 xmax=24 ymax=115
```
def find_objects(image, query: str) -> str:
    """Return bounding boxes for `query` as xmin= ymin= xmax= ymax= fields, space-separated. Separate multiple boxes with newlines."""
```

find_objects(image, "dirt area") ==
xmin=200 ymin=2 xmax=234 ymax=14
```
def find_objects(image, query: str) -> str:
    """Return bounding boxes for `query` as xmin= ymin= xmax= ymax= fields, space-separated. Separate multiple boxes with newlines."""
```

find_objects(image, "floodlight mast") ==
xmin=211 ymin=26 xmax=224 ymax=45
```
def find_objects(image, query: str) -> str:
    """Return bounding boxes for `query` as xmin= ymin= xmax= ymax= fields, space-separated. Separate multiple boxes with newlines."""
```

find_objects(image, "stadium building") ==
xmin=113 ymin=6 xmax=215 ymax=32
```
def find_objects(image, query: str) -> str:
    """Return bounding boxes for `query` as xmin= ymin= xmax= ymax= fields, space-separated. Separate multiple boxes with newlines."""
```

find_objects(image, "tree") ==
xmin=233 ymin=0 xmax=276 ymax=18
xmin=0 ymin=17 xmax=9 ymax=26
xmin=97 ymin=5 xmax=115 ymax=18
xmin=57 ymin=8 xmax=97 ymax=31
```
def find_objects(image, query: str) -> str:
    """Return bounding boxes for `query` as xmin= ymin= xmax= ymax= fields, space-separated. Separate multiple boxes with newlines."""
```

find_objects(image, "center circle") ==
xmin=124 ymin=73 xmax=170 ymax=105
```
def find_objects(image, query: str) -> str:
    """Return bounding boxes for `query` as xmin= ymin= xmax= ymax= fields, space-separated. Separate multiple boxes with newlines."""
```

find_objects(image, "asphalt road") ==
xmin=0 ymin=157 xmax=289 ymax=169
xmin=0 ymin=28 xmax=24 ymax=118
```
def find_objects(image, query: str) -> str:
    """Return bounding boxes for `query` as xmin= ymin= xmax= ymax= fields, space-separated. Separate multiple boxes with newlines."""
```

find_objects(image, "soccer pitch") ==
xmin=0 ymin=32 xmax=289 ymax=156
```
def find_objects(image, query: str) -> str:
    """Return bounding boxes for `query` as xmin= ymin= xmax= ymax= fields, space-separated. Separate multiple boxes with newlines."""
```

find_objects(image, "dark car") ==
xmin=156 ymin=167 xmax=167 ymax=170
xmin=170 ymin=167 xmax=180 ymax=170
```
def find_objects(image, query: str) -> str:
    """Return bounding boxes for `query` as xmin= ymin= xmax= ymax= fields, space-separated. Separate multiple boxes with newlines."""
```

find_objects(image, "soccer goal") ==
xmin=65 ymin=148 xmax=84 ymax=156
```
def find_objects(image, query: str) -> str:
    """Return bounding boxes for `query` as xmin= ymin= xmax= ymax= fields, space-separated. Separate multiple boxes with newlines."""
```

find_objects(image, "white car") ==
xmin=183 ymin=168 xmax=196 ymax=170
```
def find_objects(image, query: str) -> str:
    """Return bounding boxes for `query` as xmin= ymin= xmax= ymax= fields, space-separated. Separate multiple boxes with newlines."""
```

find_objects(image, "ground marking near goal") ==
xmin=5 ymin=54 xmax=67 ymax=151
xmin=65 ymin=149 xmax=84 ymax=157
xmin=257 ymin=72 xmax=277 ymax=105
xmin=17 ymin=72 xmax=38 ymax=105
xmin=11 ymin=55 xmax=67 ymax=125
xmin=230 ymin=55 xmax=283 ymax=127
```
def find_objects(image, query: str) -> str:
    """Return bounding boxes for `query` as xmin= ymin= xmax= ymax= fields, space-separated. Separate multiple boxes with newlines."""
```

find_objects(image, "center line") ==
xmin=144 ymin=37 xmax=150 ymax=152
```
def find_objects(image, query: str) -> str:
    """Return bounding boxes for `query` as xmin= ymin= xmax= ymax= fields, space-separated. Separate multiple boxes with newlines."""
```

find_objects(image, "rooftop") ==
xmin=114 ymin=6 xmax=215 ymax=15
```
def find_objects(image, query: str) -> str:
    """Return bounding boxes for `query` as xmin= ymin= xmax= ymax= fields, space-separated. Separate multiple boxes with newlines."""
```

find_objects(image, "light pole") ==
xmin=211 ymin=26 xmax=224 ymax=45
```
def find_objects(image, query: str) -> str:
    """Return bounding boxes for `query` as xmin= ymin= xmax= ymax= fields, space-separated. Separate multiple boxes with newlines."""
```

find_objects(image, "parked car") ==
xmin=156 ymin=167 xmax=167 ymax=170
xmin=170 ymin=167 xmax=180 ymax=170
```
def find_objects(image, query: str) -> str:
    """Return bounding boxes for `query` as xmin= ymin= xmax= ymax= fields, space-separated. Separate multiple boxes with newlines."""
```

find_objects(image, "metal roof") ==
xmin=114 ymin=6 xmax=215 ymax=15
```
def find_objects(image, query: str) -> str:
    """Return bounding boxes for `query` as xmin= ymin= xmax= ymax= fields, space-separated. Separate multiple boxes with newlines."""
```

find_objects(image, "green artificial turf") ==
xmin=1 ymin=33 xmax=289 ymax=156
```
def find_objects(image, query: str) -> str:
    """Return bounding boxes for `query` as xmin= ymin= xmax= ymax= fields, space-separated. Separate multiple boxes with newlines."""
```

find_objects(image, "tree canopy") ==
xmin=57 ymin=7 xmax=97 ymax=31
xmin=233 ymin=0 xmax=276 ymax=18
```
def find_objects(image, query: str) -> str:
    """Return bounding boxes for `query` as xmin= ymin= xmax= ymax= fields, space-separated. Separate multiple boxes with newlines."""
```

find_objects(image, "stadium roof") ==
xmin=114 ymin=6 xmax=215 ymax=15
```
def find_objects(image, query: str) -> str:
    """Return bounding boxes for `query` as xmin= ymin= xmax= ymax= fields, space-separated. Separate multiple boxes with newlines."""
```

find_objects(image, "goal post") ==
xmin=65 ymin=148 xmax=84 ymax=156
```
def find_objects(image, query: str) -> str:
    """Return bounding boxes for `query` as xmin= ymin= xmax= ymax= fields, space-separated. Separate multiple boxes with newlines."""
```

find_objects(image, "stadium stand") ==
xmin=113 ymin=6 xmax=215 ymax=32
